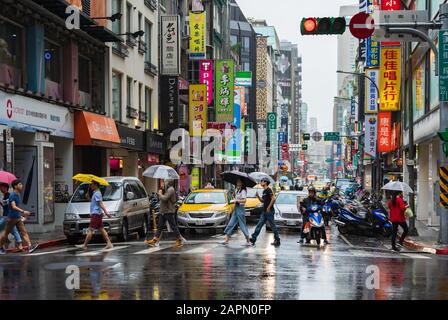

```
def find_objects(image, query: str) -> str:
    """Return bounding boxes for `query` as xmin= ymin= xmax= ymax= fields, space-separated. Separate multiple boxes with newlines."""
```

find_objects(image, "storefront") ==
xmin=143 ymin=131 xmax=165 ymax=193
xmin=74 ymin=111 xmax=120 ymax=178
xmin=0 ymin=91 xmax=74 ymax=232
xmin=110 ymin=124 xmax=146 ymax=178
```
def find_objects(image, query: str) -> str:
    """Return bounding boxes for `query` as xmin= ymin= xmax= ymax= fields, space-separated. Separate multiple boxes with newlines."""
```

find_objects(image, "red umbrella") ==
xmin=0 ymin=170 xmax=17 ymax=185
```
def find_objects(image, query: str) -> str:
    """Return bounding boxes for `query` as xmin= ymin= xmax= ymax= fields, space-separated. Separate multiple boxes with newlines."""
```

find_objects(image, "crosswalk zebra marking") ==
xmin=77 ymin=246 xmax=129 ymax=256
xmin=133 ymin=245 xmax=173 ymax=255
xmin=27 ymin=247 xmax=80 ymax=256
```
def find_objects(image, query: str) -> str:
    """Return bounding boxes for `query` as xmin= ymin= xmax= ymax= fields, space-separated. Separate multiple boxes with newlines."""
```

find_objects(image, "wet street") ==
xmin=1 ymin=223 xmax=448 ymax=300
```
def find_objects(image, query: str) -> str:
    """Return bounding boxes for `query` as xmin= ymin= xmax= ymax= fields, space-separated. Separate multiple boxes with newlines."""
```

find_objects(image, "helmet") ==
xmin=308 ymin=186 xmax=316 ymax=193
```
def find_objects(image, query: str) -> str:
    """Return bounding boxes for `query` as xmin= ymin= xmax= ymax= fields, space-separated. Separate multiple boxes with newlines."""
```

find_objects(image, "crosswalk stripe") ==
xmin=133 ymin=245 xmax=172 ymax=255
xmin=77 ymin=246 xmax=129 ymax=256
xmin=183 ymin=244 xmax=220 ymax=254
xmin=27 ymin=247 xmax=79 ymax=256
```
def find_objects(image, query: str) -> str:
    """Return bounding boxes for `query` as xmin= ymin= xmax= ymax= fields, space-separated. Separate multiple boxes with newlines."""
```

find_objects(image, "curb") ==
xmin=6 ymin=238 xmax=67 ymax=253
xmin=402 ymin=237 xmax=448 ymax=255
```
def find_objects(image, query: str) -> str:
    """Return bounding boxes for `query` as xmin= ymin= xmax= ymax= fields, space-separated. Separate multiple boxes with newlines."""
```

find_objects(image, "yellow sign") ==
xmin=189 ymin=84 xmax=207 ymax=136
xmin=189 ymin=11 xmax=206 ymax=59
xmin=379 ymin=46 xmax=401 ymax=111
xmin=191 ymin=167 xmax=200 ymax=189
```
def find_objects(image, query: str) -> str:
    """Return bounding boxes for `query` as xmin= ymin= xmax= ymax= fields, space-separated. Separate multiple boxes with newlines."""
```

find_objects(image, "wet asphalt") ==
xmin=1 ymin=222 xmax=447 ymax=300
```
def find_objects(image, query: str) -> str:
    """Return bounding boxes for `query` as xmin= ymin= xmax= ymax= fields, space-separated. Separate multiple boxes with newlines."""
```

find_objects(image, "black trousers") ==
xmin=155 ymin=213 xmax=181 ymax=239
xmin=391 ymin=221 xmax=409 ymax=247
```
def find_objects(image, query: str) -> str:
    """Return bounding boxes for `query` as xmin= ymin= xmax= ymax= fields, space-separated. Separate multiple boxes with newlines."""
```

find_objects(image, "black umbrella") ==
xmin=221 ymin=171 xmax=257 ymax=188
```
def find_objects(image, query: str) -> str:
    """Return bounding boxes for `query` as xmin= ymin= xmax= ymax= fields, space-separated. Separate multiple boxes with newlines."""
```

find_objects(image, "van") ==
xmin=63 ymin=177 xmax=150 ymax=244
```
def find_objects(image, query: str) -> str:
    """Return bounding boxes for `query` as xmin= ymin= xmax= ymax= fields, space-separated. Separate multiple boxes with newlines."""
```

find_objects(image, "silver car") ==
xmin=63 ymin=177 xmax=150 ymax=244
xmin=272 ymin=191 xmax=307 ymax=229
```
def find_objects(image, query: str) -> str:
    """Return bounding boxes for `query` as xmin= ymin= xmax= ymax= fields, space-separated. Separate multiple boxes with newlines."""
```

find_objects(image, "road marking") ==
xmin=401 ymin=253 xmax=431 ymax=260
xmin=339 ymin=234 xmax=354 ymax=247
xmin=77 ymin=246 xmax=129 ymax=256
xmin=27 ymin=247 xmax=79 ymax=256
xmin=182 ymin=244 xmax=221 ymax=254
xmin=133 ymin=245 xmax=172 ymax=255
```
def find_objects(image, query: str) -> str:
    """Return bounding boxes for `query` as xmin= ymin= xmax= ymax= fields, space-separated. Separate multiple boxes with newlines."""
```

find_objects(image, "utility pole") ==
xmin=439 ymin=3 xmax=448 ymax=244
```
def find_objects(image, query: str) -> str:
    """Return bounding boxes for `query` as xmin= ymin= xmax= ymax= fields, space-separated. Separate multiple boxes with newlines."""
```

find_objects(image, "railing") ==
xmin=144 ymin=0 xmax=157 ymax=11
xmin=126 ymin=35 xmax=137 ymax=47
xmin=144 ymin=61 xmax=158 ymax=76
xmin=139 ymin=111 xmax=147 ymax=122
xmin=138 ymin=40 xmax=147 ymax=54
xmin=126 ymin=106 xmax=139 ymax=119
xmin=112 ymin=42 xmax=129 ymax=58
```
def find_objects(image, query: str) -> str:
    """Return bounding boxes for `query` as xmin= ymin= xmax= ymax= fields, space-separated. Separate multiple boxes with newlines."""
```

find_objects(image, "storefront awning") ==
xmin=74 ymin=111 xmax=120 ymax=148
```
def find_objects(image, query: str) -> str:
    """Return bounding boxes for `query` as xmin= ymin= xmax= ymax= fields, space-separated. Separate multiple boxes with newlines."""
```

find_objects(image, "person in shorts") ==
xmin=81 ymin=181 xmax=113 ymax=250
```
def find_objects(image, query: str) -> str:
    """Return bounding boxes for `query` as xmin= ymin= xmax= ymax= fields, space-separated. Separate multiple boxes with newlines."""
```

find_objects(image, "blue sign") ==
xmin=278 ymin=132 xmax=285 ymax=144
xmin=351 ymin=97 xmax=356 ymax=117
xmin=337 ymin=144 xmax=342 ymax=157
xmin=44 ymin=50 xmax=53 ymax=61
xmin=366 ymin=36 xmax=380 ymax=68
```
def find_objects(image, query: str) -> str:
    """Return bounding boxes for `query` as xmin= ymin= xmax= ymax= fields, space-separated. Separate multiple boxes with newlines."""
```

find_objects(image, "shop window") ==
xmin=112 ymin=72 xmax=122 ymax=121
xmin=0 ymin=18 xmax=23 ymax=87
xmin=412 ymin=61 xmax=426 ymax=121
xmin=78 ymin=56 xmax=91 ymax=93
xmin=230 ymin=35 xmax=238 ymax=46
xmin=242 ymin=36 xmax=250 ymax=53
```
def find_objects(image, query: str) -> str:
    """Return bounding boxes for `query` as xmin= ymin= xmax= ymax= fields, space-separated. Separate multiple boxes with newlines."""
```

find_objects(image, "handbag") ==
xmin=405 ymin=207 xmax=414 ymax=219
xmin=303 ymin=221 xmax=310 ymax=234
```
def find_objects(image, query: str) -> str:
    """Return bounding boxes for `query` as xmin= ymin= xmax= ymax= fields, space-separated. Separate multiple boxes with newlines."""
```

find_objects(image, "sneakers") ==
xmin=271 ymin=239 xmax=281 ymax=247
xmin=175 ymin=239 xmax=184 ymax=248
xmin=28 ymin=243 xmax=39 ymax=253
xmin=0 ymin=248 xmax=6 ymax=255
xmin=392 ymin=246 xmax=401 ymax=252
xmin=324 ymin=240 xmax=330 ymax=245
xmin=145 ymin=238 xmax=159 ymax=247
xmin=249 ymin=237 xmax=256 ymax=246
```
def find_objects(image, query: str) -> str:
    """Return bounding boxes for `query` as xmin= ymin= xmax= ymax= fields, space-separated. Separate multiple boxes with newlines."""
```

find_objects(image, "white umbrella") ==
xmin=382 ymin=181 xmax=414 ymax=193
xmin=249 ymin=172 xmax=275 ymax=185
xmin=143 ymin=165 xmax=180 ymax=180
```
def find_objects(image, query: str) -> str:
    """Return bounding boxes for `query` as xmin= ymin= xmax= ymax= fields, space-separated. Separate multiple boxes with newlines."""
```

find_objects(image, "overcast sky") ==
xmin=237 ymin=0 xmax=357 ymax=133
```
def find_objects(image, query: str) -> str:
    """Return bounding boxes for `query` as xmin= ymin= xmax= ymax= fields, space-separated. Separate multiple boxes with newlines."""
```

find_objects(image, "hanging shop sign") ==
xmin=226 ymin=88 xmax=242 ymax=164
xmin=215 ymin=60 xmax=235 ymax=123
xmin=199 ymin=60 xmax=213 ymax=106
xmin=379 ymin=46 xmax=401 ymax=111
xmin=189 ymin=11 xmax=206 ymax=60
xmin=365 ymin=69 xmax=379 ymax=113
xmin=377 ymin=111 xmax=392 ymax=152
xmin=160 ymin=75 xmax=179 ymax=133
xmin=364 ymin=115 xmax=377 ymax=160
xmin=117 ymin=125 xmax=145 ymax=151
xmin=189 ymin=84 xmax=207 ymax=136
xmin=161 ymin=15 xmax=180 ymax=75
xmin=146 ymin=131 xmax=166 ymax=155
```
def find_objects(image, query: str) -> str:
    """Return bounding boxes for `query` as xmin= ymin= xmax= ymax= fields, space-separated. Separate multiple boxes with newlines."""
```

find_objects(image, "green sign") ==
xmin=303 ymin=133 xmax=311 ymax=141
xmin=215 ymin=60 xmax=235 ymax=122
xmin=302 ymin=144 xmax=308 ymax=151
xmin=267 ymin=112 xmax=277 ymax=143
xmin=244 ymin=122 xmax=252 ymax=153
xmin=235 ymin=71 xmax=252 ymax=87
xmin=440 ymin=30 xmax=448 ymax=102
xmin=325 ymin=158 xmax=334 ymax=163
xmin=324 ymin=132 xmax=340 ymax=141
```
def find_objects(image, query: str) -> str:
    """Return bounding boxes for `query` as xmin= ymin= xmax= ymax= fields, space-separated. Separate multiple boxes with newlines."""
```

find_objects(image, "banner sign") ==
xmin=235 ymin=71 xmax=252 ymax=87
xmin=377 ymin=111 xmax=392 ymax=152
xmin=227 ymin=88 xmax=242 ymax=164
xmin=351 ymin=96 xmax=356 ymax=117
xmin=215 ymin=60 xmax=235 ymax=122
xmin=365 ymin=69 xmax=379 ymax=113
xmin=161 ymin=15 xmax=180 ymax=75
xmin=379 ymin=46 xmax=401 ymax=111
xmin=160 ymin=75 xmax=179 ymax=133
xmin=244 ymin=122 xmax=252 ymax=154
xmin=199 ymin=60 xmax=213 ymax=105
xmin=364 ymin=115 xmax=377 ymax=159
xmin=189 ymin=11 xmax=206 ymax=59
xmin=366 ymin=36 xmax=380 ymax=68
xmin=189 ymin=84 xmax=207 ymax=136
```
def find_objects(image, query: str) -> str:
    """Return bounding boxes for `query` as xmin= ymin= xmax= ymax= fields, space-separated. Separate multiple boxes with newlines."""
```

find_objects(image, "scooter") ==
xmin=305 ymin=204 xmax=326 ymax=245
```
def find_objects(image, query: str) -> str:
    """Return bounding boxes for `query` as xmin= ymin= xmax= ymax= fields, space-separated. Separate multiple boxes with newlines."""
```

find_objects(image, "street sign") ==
xmin=303 ymin=133 xmax=311 ymax=141
xmin=349 ymin=12 xmax=374 ymax=39
xmin=325 ymin=158 xmax=334 ymax=163
xmin=324 ymin=132 xmax=340 ymax=141
xmin=235 ymin=71 xmax=252 ymax=87
xmin=372 ymin=10 xmax=429 ymax=42
xmin=440 ymin=30 xmax=448 ymax=102
xmin=312 ymin=132 xmax=323 ymax=142
xmin=302 ymin=144 xmax=308 ymax=151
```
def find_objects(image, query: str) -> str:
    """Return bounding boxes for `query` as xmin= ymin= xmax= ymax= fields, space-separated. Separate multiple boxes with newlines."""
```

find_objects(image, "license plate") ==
xmin=245 ymin=211 xmax=251 ymax=217
xmin=287 ymin=221 xmax=297 ymax=226
xmin=82 ymin=228 xmax=99 ymax=235
xmin=195 ymin=220 xmax=206 ymax=226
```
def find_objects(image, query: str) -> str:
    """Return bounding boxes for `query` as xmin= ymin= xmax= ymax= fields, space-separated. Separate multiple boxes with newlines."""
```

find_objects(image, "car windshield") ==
xmin=247 ymin=188 xmax=263 ymax=198
xmin=71 ymin=182 xmax=122 ymax=202
xmin=185 ymin=192 xmax=227 ymax=204
xmin=276 ymin=193 xmax=298 ymax=204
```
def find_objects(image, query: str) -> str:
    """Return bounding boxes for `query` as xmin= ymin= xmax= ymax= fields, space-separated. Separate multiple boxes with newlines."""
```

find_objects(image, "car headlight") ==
xmin=215 ymin=211 xmax=228 ymax=218
xmin=178 ymin=211 xmax=187 ymax=215
xmin=256 ymin=203 xmax=264 ymax=208
xmin=65 ymin=213 xmax=78 ymax=220
xmin=108 ymin=211 xmax=121 ymax=218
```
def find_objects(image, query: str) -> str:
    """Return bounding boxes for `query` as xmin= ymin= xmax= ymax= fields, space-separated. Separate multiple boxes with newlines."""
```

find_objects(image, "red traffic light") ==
xmin=301 ymin=18 xmax=317 ymax=34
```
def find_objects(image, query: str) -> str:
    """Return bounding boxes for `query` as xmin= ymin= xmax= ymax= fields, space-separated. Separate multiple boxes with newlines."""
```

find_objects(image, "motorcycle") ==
xmin=304 ymin=204 xmax=326 ymax=245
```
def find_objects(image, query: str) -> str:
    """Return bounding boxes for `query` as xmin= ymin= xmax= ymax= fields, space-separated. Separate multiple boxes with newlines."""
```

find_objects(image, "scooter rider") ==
xmin=299 ymin=187 xmax=328 ymax=244
xmin=318 ymin=186 xmax=332 ymax=226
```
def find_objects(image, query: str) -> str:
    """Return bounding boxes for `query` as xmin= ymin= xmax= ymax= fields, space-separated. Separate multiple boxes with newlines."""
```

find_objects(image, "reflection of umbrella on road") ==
xmin=221 ymin=171 xmax=257 ymax=188
xmin=73 ymin=174 xmax=110 ymax=186
xmin=143 ymin=165 xmax=180 ymax=180
xmin=382 ymin=181 xmax=414 ymax=194
xmin=0 ymin=170 xmax=17 ymax=185
xmin=248 ymin=172 xmax=275 ymax=185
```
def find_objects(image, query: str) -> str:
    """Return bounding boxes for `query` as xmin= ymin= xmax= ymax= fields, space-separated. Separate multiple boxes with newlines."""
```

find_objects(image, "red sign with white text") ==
xmin=200 ymin=60 xmax=213 ymax=106
xmin=381 ymin=0 xmax=401 ymax=45
xmin=378 ymin=112 xmax=392 ymax=152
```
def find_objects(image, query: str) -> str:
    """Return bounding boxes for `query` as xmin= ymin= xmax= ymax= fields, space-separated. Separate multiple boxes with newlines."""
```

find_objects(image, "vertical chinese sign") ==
xmin=199 ymin=60 xmax=213 ymax=106
xmin=189 ymin=84 xmax=207 ymax=136
xmin=365 ymin=69 xmax=379 ymax=113
xmin=160 ymin=76 xmax=179 ymax=133
xmin=379 ymin=46 xmax=401 ymax=111
xmin=227 ymin=88 xmax=242 ymax=164
xmin=366 ymin=1 xmax=380 ymax=67
xmin=189 ymin=11 xmax=206 ymax=60
xmin=377 ymin=112 xmax=392 ymax=152
xmin=161 ymin=15 xmax=180 ymax=75
xmin=215 ymin=60 xmax=235 ymax=123
xmin=267 ymin=112 xmax=277 ymax=158
xmin=364 ymin=115 xmax=377 ymax=160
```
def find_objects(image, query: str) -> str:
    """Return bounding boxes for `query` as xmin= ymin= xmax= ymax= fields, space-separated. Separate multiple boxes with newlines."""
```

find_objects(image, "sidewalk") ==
xmin=4 ymin=230 xmax=66 ymax=253
xmin=401 ymin=220 xmax=448 ymax=255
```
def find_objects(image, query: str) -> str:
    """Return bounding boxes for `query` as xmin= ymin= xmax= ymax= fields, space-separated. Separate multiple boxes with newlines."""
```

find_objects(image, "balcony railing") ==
xmin=144 ymin=61 xmax=158 ymax=76
xmin=139 ymin=111 xmax=147 ymax=122
xmin=112 ymin=42 xmax=129 ymax=58
xmin=126 ymin=34 xmax=138 ymax=47
xmin=126 ymin=106 xmax=139 ymax=119
xmin=138 ymin=40 xmax=147 ymax=54
xmin=144 ymin=0 xmax=157 ymax=11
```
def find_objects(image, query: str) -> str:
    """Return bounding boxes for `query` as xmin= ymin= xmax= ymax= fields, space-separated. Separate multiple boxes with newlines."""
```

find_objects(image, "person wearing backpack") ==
xmin=388 ymin=191 xmax=409 ymax=252
xmin=145 ymin=179 xmax=184 ymax=248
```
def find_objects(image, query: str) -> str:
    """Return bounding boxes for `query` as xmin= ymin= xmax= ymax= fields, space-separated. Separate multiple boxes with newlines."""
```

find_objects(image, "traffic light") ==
xmin=302 ymin=144 xmax=308 ymax=151
xmin=303 ymin=133 xmax=311 ymax=141
xmin=300 ymin=17 xmax=346 ymax=35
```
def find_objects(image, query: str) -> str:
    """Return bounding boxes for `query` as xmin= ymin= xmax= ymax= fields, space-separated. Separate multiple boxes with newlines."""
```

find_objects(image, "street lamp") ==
xmin=117 ymin=30 xmax=145 ymax=38
xmin=91 ymin=13 xmax=123 ymax=22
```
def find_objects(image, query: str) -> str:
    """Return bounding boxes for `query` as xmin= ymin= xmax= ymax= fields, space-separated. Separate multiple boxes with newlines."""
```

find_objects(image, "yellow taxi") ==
xmin=177 ymin=189 xmax=235 ymax=231
xmin=245 ymin=185 xmax=264 ymax=218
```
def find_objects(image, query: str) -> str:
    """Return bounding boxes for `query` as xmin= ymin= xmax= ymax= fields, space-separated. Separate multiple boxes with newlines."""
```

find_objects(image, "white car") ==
xmin=270 ymin=191 xmax=307 ymax=229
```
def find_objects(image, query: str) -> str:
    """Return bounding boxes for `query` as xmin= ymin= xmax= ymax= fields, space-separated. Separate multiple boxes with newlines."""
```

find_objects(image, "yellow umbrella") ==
xmin=73 ymin=174 xmax=109 ymax=186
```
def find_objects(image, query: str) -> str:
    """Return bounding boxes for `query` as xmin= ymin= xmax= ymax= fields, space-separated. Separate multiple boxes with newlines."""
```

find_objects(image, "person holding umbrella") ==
xmin=388 ymin=191 xmax=409 ymax=252
xmin=222 ymin=178 xmax=251 ymax=246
